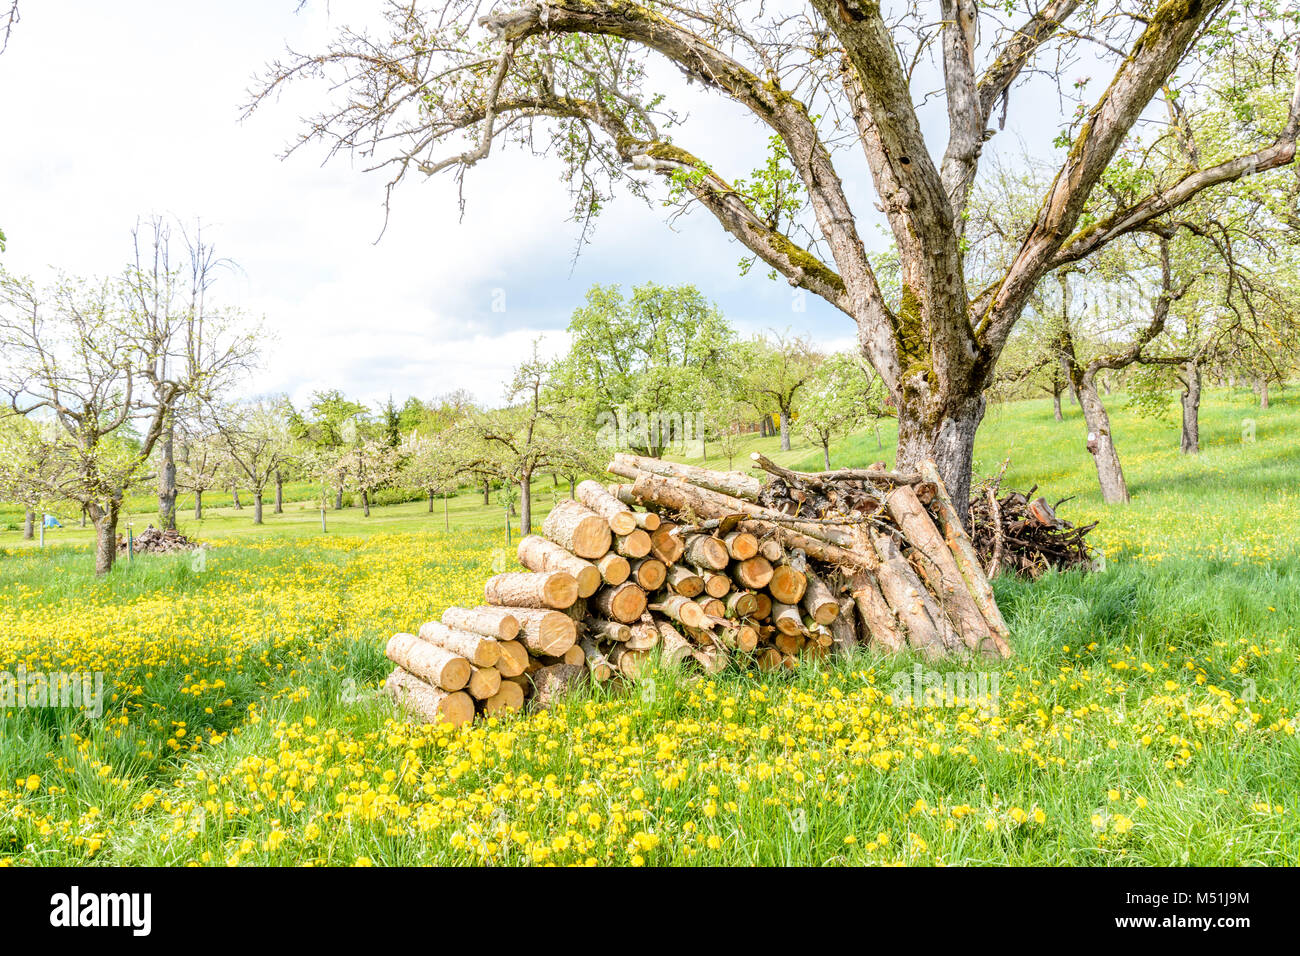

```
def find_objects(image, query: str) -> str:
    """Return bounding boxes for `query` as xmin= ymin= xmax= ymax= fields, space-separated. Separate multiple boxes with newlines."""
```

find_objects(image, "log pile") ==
xmin=385 ymin=457 xmax=1019 ymax=726
xmin=116 ymin=526 xmax=203 ymax=555
xmin=967 ymin=482 xmax=1098 ymax=578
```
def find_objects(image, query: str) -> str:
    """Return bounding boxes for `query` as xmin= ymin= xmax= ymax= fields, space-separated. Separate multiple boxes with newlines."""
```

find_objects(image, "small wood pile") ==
xmin=385 ymin=452 xmax=1017 ymax=727
xmin=967 ymin=482 xmax=1098 ymax=578
xmin=116 ymin=526 xmax=202 ymax=555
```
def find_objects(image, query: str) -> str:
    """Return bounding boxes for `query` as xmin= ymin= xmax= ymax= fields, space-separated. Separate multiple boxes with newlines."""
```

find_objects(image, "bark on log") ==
xmin=597 ymin=553 xmax=631 ymax=586
xmin=609 ymin=643 xmax=649 ymax=678
xmin=577 ymin=479 xmax=638 ymax=535
xmin=651 ymin=594 xmax=707 ymax=630
xmin=629 ymin=556 xmax=667 ymax=591
xmin=441 ymin=605 xmax=520 ymax=641
xmin=516 ymin=535 xmax=601 ymax=598
xmin=625 ymin=617 xmax=662 ymax=651
xmin=771 ymin=602 xmax=803 ymax=636
xmin=578 ymin=637 xmax=615 ymax=681
xmin=543 ymin=499 xmax=612 ymax=559
xmin=700 ymin=569 xmax=731 ymax=598
xmin=610 ymin=453 xmax=763 ymax=500
xmin=886 ymin=484 xmax=1002 ymax=657
xmin=656 ymin=622 xmax=694 ymax=665
xmin=590 ymin=619 xmax=632 ymax=643
xmin=866 ymin=531 xmax=948 ymax=661
xmin=613 ymin=528 xmax=653 ymax=559
xmin=504 ymin=607 xmax=578 ymax=655
xmin=385 ymin=667 xmax=475 ymax=726
xmin=800 ymin=569 xmax=839 ymax=626
xmin=693 ymin=645 xmax=728 ymax=674
xmin=682 ymin=533 xmax=729 ymax=570
xmin=829 ymin=598 xmax=858 ymax=655
xmin=484 ymin=570 xmax=579 ymax=610
xmin=650 ymin=521 xmax=685 ymax=564
xmin=385 ymin=633 xmax=471 ymax=691
xmin=591 ymin=582 xmax=648 ymax=623
xmin=917 ymin=460 xmax=1012 ymax=650
xmin=417 ymin=621 xmax=502 ymax=667
xmin=666 ymin=564 xmax=705 ymax=598
xmin=849 ymin=572 xmax=906 ymax=654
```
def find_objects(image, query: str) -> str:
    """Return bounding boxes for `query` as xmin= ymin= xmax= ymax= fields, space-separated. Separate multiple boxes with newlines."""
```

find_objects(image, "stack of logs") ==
xmin=384 ymin=452 xmax=1014 ymax=726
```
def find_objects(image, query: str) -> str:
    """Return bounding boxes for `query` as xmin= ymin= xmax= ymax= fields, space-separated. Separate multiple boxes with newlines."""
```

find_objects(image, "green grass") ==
xmin=0 ymin=384 xmax=1297 ymax=866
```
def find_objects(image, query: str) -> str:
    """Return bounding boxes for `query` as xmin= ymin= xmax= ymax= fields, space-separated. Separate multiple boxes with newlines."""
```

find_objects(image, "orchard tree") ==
xmin=463 ymin=343 xmax=596 ymax=533
xmin=0 ymin=415 xmax=68 ymax=539
xmin=252 ymin=0 xmax=1300 ymax=513
xmin=213 ymin=396 xmax=295 ymax=524
xmin=175 ymin=418 xmax=227 ymax=519
xmin=122 ymin=217 xmax=258 ymax=531
xmin=799 ymin=351 xmax=889 ymax=467
xmin=333 ymin=437 xmax=401 ymax=517
xmin=0 ymin=272 xmax=196 ymax=573
xmin=554 ymin=283 xmax=732 ymax=457
xmin=290 ymin=389 xmax=369 ymax=509
xmin=738 ymin=330 xmax=823 ymax=451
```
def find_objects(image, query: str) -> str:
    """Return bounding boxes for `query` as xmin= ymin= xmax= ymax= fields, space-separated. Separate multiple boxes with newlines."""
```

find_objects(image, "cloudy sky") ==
xmin=0 ymin=1 xmax=1073 ymax=412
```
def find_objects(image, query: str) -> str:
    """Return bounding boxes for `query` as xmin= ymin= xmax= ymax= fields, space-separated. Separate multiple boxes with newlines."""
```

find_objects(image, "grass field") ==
xmin=0 ymin=385 xmax=1296 ymax=865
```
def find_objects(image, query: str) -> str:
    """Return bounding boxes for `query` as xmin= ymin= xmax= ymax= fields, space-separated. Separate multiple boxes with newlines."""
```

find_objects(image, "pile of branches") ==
xmin=383 ymin=451 xmax=1017 ymax=728
xmin=757 ymin=454 xmax=1097 ymax=580
xmin=968 ymin=481 xmax=1097 ymax=579
xmin=116 ymin=526 xmax=203 ymax=555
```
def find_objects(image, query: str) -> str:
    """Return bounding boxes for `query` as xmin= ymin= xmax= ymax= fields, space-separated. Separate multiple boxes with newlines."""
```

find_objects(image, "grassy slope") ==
xmin=1 ymin=385 xmax=1297 ymax=865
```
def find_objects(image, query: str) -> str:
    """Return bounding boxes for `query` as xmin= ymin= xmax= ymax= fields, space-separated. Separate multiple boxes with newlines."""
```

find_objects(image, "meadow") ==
xmin=0 ymin=385 xmax=1296 ymax=865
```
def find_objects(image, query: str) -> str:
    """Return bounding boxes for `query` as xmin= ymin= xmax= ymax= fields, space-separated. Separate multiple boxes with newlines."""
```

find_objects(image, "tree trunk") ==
xmin=1259 ymin=377 xmax=1270 ymax=409
xmin=520 ymin=471 xmax=533 ymax=536
xmin=822 ymin=441 xmax=831 ymax=470
xmin=195 ymin=490 xmax=203 ymax=519
xmin=1180 ymin=359 xmax=1201 ymax=455
xmin=81 ymin=506 xmax=87 ymax=528
xmin=362 ymin=489 xmax=370 ymax=517
xmin=158 ymin=417 xmax=178 ymax=531
xmin=334 ymin=486 xmax=343 ymax=510
xmin=1079 ymin=377 xmax=1129 ymax=504
xmin=1052 ymin=388 xmax=1063 ymax=422
xmin=92 ymin=503 xmax=119 ymax=576
xmin=893 ymin=391 xmax=984 ymax=524
xmin=232 ymin=485 xmax=242 ymax=509
xmin=1063 ymin=363 xmax=1079 ymax=405
xmin=253 ymin=489 xmax=264 ymax=524
xmin=569 ymin=477 xmax=575 ymax=500
xmin=483 ymin=480 xmax=491 ymax=505
xmin=274 ymin=471 xmax=284 ymax=513
xmin=778 ymin=407 xmax=792 ymax=451
xmin=428 ymin=489 xmax=435 ymax=513
xmin=23 ymin=508 xmax=34 ymax=540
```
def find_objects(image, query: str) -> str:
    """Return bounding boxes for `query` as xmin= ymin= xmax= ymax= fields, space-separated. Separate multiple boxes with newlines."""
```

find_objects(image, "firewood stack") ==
xmin=384 ymin=452 xmax=1019 ymax=727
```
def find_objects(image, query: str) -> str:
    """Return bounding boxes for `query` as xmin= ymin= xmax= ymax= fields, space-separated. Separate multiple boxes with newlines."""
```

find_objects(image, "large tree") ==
xmin=252 ymin=0 xmax=1300 ymax=511
xmin=122 ymin=217 xmax=257 ymax=531
xmin=0 ymin=273 xmax=195 ymax=573
xmin=554 ymin=282 xmax=732 ymax=457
